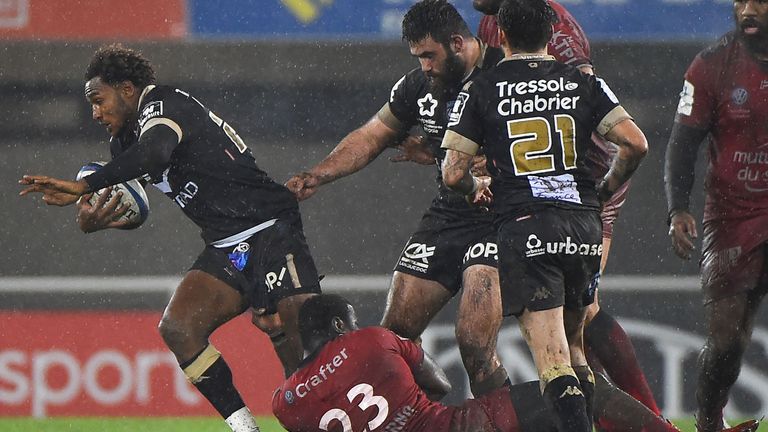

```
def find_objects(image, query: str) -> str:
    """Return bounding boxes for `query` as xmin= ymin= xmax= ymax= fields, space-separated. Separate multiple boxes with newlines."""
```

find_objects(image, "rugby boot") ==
xmin=719 ymin=419 xmax=760 ymax=432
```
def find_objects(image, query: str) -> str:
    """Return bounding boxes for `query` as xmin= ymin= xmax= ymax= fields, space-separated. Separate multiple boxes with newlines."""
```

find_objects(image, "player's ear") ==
xmin=119 ymin=80 xmax=137 ymax=99
xmin=332 ymin=316 xmax=345 ymax=334
xmin=450 ymin=34 xmax=464 ymax=54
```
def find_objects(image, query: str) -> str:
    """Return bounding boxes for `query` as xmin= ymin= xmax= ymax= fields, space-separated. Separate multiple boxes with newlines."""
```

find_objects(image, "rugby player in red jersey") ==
xmin=273 ymin=294 xmax=701 ymax=432
xmin=471 ymin=0 xmax=663 ymax=423
xmin=665 ymin=1 xmax=768 ymax=431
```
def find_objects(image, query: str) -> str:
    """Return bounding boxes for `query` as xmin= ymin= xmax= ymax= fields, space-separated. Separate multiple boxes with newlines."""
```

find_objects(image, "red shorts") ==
xmin=449 ymin=385 xmax=520 ymax=432
xmin=701 ymin=215 xmax=768 ymax=304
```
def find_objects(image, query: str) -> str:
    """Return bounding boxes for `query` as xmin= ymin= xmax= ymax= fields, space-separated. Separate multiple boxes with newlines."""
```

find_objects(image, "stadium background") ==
xmin=2 ymin=0 xmax=767 ymax=430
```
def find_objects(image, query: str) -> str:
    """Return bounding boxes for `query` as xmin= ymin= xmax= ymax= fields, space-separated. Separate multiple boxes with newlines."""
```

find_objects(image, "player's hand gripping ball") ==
xmin=76 ymin=161 xmax=150 ymax=227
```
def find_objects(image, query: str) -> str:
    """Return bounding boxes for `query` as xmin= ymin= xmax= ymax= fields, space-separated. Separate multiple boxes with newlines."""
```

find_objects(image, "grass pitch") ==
xmin=0 ymin=417 xmax=764 ymax=431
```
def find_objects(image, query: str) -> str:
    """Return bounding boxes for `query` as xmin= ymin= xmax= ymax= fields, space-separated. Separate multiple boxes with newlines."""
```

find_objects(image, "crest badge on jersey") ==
xmin=731 ymin=87 xmax=749 ymax=106
xmin=417 ymin=93 xmax=438 ymax=117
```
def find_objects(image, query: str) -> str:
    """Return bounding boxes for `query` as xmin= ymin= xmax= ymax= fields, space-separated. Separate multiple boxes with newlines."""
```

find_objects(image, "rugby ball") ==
xmin=76 ymin=161 xmax=150 ymax=228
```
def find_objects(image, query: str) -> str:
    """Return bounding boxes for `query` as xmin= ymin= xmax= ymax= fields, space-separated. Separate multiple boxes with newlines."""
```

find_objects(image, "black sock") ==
xmin=573 ymin=365 xmax=595 ymax=425
xmin=180 ymin=355 xmax=246 ymax=419
xmin=542 ymin=375 xmax=591 ymax=432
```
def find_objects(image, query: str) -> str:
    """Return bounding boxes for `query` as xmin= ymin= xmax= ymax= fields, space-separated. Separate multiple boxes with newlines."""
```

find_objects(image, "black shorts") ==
xmin=394 ymin=208 xmax=497 ymax=296
xmin=497 ymin=207 xmax=601 ymax=316
xmin=191 ymin=213 xmax=321 ymax=314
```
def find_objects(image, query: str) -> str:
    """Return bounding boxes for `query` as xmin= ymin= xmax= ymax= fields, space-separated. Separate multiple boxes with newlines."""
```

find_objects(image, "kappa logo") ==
xmin=266 ymin=267 xmax=287 ymax=292
xmin=531 ymin=286 xmax=552 ymax=301
xmin=559 ymin=386 xmax=583 ymax=398
xmin=399 ymin=242 xmax=436 ymax=273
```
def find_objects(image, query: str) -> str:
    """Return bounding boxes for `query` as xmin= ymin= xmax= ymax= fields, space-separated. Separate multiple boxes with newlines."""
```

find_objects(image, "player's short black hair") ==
xmin=402 ymin=0 xmax=472 ymax=46
xmin=298 ymin=294 xmax=354 ymax=346
xmin=85 ymin=43 xmax=156 ymax=88
xmin=497 ymin=0 xmax=556 ymax=52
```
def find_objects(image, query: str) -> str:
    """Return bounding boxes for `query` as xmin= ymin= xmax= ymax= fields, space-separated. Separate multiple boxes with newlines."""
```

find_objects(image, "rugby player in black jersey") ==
xmin=19 ymin=44 xmax=321 ymax=432
xmin=441 ymin=1 xmax=647 ymax=431
xmin=286 ymin=0 xmax=509 ymax=396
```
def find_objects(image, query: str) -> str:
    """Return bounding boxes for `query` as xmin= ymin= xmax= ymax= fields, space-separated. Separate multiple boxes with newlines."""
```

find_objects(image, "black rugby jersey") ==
xmin=443 ymin=56 xmax=631 ymax=216
xmin=377 ymin=42 xmax=504 ymax=219
xmin=88 ymin=85 xmax=298 ymax=245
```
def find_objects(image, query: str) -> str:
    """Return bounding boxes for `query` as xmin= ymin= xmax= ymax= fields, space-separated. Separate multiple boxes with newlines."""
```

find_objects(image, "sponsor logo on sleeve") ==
xmin=677 ymin=80 xmax=695 ymax=116
xmin=447 ymin=92 xmax=469 ymax=127
xmin=138 ymin=101 xmax=163 ymax=127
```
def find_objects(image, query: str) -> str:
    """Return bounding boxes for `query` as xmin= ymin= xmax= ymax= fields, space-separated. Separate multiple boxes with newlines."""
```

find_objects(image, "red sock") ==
xmin=585 ymin=309 xmax=662 ymax=416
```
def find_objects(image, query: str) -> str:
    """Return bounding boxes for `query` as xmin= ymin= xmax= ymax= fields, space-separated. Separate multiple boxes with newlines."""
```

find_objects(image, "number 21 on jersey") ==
xmin=320 ymin=383 xmax=389 ymax=432
xmin=508 ymin=114 xmax=576 ymax=176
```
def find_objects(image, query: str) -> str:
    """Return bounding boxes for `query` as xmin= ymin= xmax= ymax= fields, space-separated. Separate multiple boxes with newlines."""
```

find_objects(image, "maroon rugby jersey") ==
xmin=675 ymin=32 xmax=768 ymax=222
xmin=272 ymin=327 xmax=451 ymax=432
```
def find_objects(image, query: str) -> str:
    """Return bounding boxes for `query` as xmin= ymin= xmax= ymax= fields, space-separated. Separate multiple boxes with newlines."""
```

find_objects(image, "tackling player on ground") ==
xmin=272 ymin=294 xmax=696 ymax=432
xmin=287 ymin=0 xmax=509 ymax=397
xmin=472 ymin=0 xmax=663 ymax=423
xmin=19 ymin=45 xmax=321 ymax=432
xmin=442 ymin=0 xmax=648 ymax=430
xmin=665 ymin=1 xmax=768 ymax=430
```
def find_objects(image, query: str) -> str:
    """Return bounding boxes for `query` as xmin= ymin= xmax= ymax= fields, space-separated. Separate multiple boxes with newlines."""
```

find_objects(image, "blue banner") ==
xmin=189 ymin=0 xmax=734 ymax=41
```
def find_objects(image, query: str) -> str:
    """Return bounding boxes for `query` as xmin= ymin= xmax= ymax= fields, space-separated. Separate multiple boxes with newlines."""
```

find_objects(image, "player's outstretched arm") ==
xmin=442 ymin=142 xmax=492 ymax=206
xmin=664 ymin=122 xmax=707 ymax=260
xmin=76 ymin=187 xmax=135 ymax=233
xmin=285 ymin=115 xmax=401 ymax=201
xmin=19 ymin=175 xmax=88 ymax=206
xmin=598 ymin=119 xmax=648 ymax=203
xmin=412 ymin=351 xmax=452 ymax=401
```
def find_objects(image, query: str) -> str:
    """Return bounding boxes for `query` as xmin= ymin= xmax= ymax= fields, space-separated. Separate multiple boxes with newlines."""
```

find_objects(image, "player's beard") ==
xmin=429 ymin=48 xmax=466 ymax=99
xmin=738 ymin=16 xmax=768 ymax=57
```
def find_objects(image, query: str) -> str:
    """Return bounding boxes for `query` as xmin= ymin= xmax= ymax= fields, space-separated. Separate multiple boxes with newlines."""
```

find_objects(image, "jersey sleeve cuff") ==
xmin=376 ymin=103 xmax=405 ymax=132
xmin=441 ymin=130 xmax=479 ymax=155
xmin=597 ymin=106 xmax=633 ymax=137
xmin=140 ymin=117 xmax=183 ymax=143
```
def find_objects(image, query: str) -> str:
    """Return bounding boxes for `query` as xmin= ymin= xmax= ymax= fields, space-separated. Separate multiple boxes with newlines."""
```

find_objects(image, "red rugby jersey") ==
xmin=272 ymin=327 xmax=451 ymax=432
xmin=675 ymin=32 xmax=768 ymax=221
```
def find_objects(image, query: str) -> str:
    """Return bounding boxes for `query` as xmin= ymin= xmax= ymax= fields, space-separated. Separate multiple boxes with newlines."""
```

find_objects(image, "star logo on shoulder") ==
xmin=417 ymin=93 xmax=438 ymax=117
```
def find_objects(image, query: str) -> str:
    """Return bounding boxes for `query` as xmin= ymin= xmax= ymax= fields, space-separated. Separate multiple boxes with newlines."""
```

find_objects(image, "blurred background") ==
xmin=2 ymin=0 xmax=767 ymax=427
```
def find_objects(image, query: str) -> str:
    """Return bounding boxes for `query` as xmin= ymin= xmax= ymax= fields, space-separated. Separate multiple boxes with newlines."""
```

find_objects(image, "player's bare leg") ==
xmin=585 ymin=237 xmax=662 ymax=418
xmin=253 ymin=293 xmax=316 ymax=377
xmin=381 ymin=271 xmax=452 ymax=340
xmin=457 ymin=264 xmax=506 ymax=395
xmin=275 ymin=293 xmax=317 ymax=374
xmin=696 ymin=289 xmax=764 ymax=432
xmin=519 ymin=306 xmax=591 ymax=432
xmin=159 ymin=270 xmax=257 ymax=432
